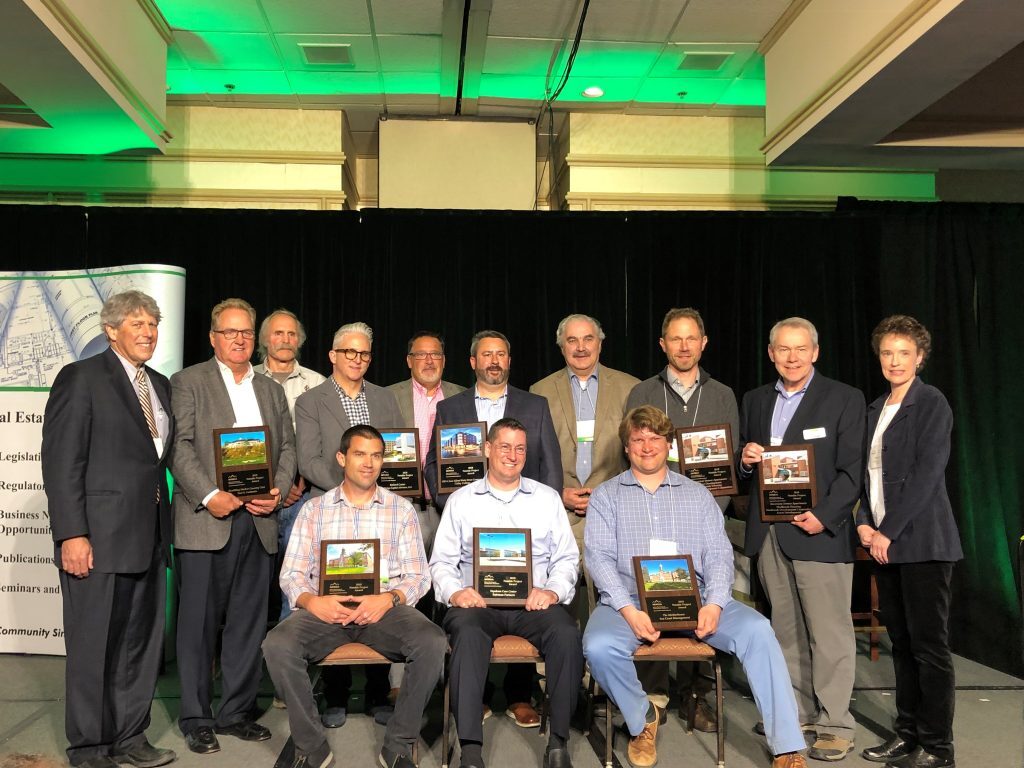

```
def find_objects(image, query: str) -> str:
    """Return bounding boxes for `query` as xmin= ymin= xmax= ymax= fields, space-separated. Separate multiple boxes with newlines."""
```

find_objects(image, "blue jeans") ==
xmin=582 ymin=600 xmax=805 ymax=756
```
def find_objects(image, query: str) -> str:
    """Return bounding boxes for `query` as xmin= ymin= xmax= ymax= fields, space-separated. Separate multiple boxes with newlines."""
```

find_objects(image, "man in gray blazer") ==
xmin=293 ymin=321 xmax=402 ymax=727
xmin=388 ymin=330 xmax=464 ymax=554
xmin=170 ymin=298 xmax=296 ymax=755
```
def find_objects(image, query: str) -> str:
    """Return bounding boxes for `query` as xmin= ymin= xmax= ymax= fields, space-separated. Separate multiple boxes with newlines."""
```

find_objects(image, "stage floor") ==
xmin=2 ymin=636 xmax=1021 ymax=768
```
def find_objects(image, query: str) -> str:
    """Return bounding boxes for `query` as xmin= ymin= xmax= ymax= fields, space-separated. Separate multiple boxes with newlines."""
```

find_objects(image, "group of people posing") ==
xmin=42 ymin=295 xmax=962 ymax=768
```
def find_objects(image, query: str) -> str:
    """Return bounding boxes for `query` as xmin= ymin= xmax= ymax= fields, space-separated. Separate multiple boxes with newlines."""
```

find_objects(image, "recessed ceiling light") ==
xmin=582 ymin=86 xmax=604 ymax=98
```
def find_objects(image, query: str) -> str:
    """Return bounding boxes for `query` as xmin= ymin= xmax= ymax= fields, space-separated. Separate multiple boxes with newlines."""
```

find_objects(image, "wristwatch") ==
xmin=390 ymin=591 xmax=401 ymax=608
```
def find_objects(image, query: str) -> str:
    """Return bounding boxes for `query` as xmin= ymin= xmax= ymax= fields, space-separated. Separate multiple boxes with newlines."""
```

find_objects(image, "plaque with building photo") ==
xmin=436 ymin=422 xmax=487 ymax=493
xmin=676 ymin=423 xmax=738 ymax=496
xmin=213 ymin=425 xmax=273 ymax=500
xmin=473 ymin=528 xmax=532 ymax=606
xmin=319 ymin=539 xmax=380 ymax=601
xmin=377 ymin=428 xmax=422 ymax=497
xmin=633 ymin=554 xmax=701 ymax=630
xmin=758 ymin=443 xmax=818 ymax=522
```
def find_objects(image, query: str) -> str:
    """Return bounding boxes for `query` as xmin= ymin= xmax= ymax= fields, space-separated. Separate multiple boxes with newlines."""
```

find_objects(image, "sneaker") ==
xmin=809 ymin=733 xmax=854 ymax=762
xmin=626 ymin=704 xmax=660 ymax=768
xmin=773 ymin=753 xmax=808 ymax=768
xmin=756 ymin=721 xmax=817 ymax=736
xmin=320 ymin=706 xmax=347 ymax=729
xmin=680 ymin=697 xmax=716 ymax=733
xmin=291 ymin=742 xmax=333 ymax=768
xmin=378 ymin=745 xmax=416 ymax=768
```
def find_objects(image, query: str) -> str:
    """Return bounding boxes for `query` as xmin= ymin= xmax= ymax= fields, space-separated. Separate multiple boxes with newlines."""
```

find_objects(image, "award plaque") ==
xmin=633 ymin=554 xmax=701 ymax=630
xmin=212 ymin=425 xmax=273 ymax=500
xmin=758 ymin=443 xmax=818 ymax=522
xmin=436 ymin=422 xmax=487 ymax=493
xmin=319 ymin=539 xmax=381 ymax=601
xmin=676 ymin=423 xmax=738 ymax=497
xmin=473 ymin=527 xmax=532 ymax=606
xmin=378 ymin=428 xmax=422 ymax=497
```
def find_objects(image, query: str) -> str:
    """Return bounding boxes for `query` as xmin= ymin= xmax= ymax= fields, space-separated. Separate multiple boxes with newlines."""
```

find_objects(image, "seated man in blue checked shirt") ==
xmin=263 ymin=425 xmax=446 ymax=768
xmin=430 ymin=418 xmax=584 ymax=768
xmin=583 ymin=406 xmax=808 ymax=768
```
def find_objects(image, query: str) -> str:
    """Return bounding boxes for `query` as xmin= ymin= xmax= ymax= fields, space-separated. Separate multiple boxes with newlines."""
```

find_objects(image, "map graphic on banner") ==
xmin=0 ymin=265 xmax=186 ymax=655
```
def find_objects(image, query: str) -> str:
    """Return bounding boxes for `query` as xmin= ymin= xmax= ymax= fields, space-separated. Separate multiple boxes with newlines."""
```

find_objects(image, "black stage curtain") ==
xmin=1 ymin=202 xmax=1021 ymax=675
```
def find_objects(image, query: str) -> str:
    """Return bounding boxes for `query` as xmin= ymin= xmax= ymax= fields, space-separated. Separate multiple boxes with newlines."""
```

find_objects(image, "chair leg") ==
xmin=714 ymin=658 xmax=725 ymax=768
xmin=539 ymin=694 xmax=548 ymax=737
xmin=605 ymin=696 xmax=613 ymax=768
xmin=441 ymin=660 xmax=451 ymax=768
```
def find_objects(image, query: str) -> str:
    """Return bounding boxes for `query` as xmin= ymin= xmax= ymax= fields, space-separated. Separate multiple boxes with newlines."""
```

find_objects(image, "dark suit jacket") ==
xmin=855 ymin=377 xmax=963 ymax=563
xmin=42 ymin=347 xmax=174 ymax=573
xmin=169 ymin=358 xmax=296 ymax=553
xmin=741 ymin=371 xmax=866 ymax=563
xmin=423 ymin=384 xmax=563 ymax=507
xmin=294 ymin=378 xmax=401 ymax=496
xmin=388 ymin=378 xmax=465 ymax=428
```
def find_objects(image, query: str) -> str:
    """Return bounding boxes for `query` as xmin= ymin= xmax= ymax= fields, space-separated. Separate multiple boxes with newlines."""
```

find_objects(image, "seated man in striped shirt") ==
xmin=582 ymin=406 xmax=808 ymax=768
xmin=263 ymin=425 xmax=447 ymax=768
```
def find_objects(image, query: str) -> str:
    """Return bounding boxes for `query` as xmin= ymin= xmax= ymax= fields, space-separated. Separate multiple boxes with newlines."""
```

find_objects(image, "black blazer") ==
xmin=741 ymin=371 xmax=866 ymax=563
xmin=42 ymin=347 xmax=174 ymax=573
xmin=423 ymin=384 xmax=563 ymax=508
xmin=855 ymin=377 xmax=963 ymax=563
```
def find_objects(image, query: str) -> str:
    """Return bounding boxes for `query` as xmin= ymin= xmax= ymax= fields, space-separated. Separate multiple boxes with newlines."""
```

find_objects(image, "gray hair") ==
xmin=770 ymin=317 xmax=819 ymax=348
xmin=555 ymin=314 xmax=605 ymax=347
xmin=258 ymin=308 xmax=307 ymax=361
xmin=470 ymin=330 xmax=510 ymax=357
xmin=100 ymin=290 xmax=161 ymax=329
xmin=211 ymin=298 xmax=256 ymax=332
xmin=332 ymin=321 xmax=373 ymax=348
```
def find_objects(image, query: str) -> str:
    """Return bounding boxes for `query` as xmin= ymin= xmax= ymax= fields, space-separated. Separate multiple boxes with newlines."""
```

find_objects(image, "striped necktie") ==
xmin=135 ymin=367 xmax=159 ymax=437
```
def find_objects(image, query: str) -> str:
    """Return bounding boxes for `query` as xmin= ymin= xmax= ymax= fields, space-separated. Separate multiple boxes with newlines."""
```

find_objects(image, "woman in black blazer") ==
xmin=856 ymin=315 xmax=963 ymax=768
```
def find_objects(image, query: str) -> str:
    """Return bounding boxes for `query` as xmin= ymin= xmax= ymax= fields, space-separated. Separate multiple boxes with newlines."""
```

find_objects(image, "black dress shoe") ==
xmin=215 ymin=720 xmax=272 ymax=741
xmin=863 ymin=737 xmax=914 ymax=763
xmin=184 ymin=727 xmax=220 ymax=755
xmin=543 ymin=747 xmax=573 ymax=768
xmin=76 ymin=757 xmax=119 ymax=768
xmin=886 ymin=747 xmax=954 ymax=768
xmin=112 ymin=740 xmax=177 ymax=767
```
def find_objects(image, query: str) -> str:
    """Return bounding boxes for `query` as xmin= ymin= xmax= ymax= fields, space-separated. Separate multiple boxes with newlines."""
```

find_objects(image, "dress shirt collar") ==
xmin=331 ymin=482 xmax=386 ymax=508
xmin=473 ymin=475 xmax=535 ymax=502
xmin=110 ymin=346 xmax=144 ymax=377
xmin=619 ymin=467 xmax=684 ymax=491
xmin=411 ymin=377 xmax=443 ymax=399
xmin=474 ymin=384 xmax=508 ymax=401
xmin=774 ymin=367 xmax=815 ymax=399
xmin=568 ymin=363 xmax=600 ymax=386
xmin=215 ymin=357 xmax=254 ymax=383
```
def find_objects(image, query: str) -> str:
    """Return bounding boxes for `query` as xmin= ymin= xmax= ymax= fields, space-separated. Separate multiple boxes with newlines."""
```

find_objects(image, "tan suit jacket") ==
xmin=530 ymin=364 xmax=640 ymax=548
xmin=387 ymin=378 xmax=465 ymax=427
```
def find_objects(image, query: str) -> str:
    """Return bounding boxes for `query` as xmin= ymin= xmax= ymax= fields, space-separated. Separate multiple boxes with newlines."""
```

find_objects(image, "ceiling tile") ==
xmin=648 ymin=43 xmax=756 ymax=78
xmin=156 ymin=0 xmax=267 ymax=32
xmin=288 ymin=70 xmax=385 ymax=96
xmin=275 ymin=34 xmax=378 ymax=72
xmin=261 ymin=0 xmax=370 ymax=34
xmin=377 ymin=35 xmax=441 ymax=72
xmin=483 ymin=37 xmax=563 ymax=77
xmin=381 ymin=72 xmax=442 ymax=95
xmin=175 ymin=32 xmax=282 ymax=71
xmin=488 ymin=1 xmax=580 ymax=38
xmin=672 ymin=0 xmax=791 ymax=43
xmin=581 ymin=0 xmax=688 ymax=43
xmin=371 ymin=0 xmax=444 ymax=35
xmin=634 ymin=76 xmax=729 ymax=105
xmin=184 ymin=69 xmax=294 ymax=95
xmin=570 ymin=41 xmax=663 ymax=77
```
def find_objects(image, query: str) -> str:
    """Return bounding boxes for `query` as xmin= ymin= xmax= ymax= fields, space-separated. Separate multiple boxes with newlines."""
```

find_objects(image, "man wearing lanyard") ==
xmin=388 ymin=331 xmax=465 ymax=555
xmin=738 ymin=317 xmax=865 ymax=762
xmin=263 ymin=424 xmax=446 ymax=768
xmin=530 ymin=313 xmax=639 ymax=561
xmin=424 ymin=329 xmax=562 ymax=728
xmin=624 ymin=307 xmax=738 ymax=730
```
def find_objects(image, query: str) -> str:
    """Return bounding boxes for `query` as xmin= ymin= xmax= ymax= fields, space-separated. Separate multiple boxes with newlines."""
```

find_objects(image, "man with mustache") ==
xmin=624 ymin=307 xmax=739 ymax=732
xmin=254 ymin=309 xmax=325 ymax=622
xmin=388 ymin=331 xmax=464 ymax=555
xmin=424 ymin=330 xmax=562 ymax=728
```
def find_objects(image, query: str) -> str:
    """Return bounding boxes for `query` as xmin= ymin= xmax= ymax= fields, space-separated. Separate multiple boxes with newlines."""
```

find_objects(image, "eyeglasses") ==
xmin=409 ymin=351 xmax=444 ymax=360
xmin=212 ymin=328 xmax=255 ymax=340
xmin=334 ymin=348 xmax=372 ymax=362
xmin=495 ymin=443 xmax=526 ymax=456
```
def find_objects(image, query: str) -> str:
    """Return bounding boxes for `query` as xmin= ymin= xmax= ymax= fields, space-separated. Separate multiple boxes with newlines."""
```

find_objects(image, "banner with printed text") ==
xmin=0 ymin=265 xmax=185 ymax=654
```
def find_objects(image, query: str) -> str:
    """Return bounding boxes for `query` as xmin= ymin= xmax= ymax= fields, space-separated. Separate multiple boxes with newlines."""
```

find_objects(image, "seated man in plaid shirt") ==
xmin=263 ymin=425 xmax=446 ymax=768
xmin=582 ymin=406 xmax=808 ymax=768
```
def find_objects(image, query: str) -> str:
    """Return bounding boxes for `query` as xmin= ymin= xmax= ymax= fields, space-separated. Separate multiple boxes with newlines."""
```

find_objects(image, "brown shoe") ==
xmin=681 ymin=696 xmax=717 ymax=733
xmin=627 ymin=705 xmax=660 ymax=768
xmin=773 ymin=753 xmax=808 ymax=768
xmin=506 ymin=701 xmax=540 ymax=728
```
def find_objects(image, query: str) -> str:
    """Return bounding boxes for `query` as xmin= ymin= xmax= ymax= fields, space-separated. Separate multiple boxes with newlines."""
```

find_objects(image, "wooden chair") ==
xmin=441 ymin=635 xmax=548 ymax=768
xmin=851 ymin=548 xmax=886 ymax=661
xmin=586 ymin=637 xmax=725 ymax=768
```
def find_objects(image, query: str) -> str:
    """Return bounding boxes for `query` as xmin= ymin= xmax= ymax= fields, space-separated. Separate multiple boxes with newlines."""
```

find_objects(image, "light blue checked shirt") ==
xmin=430 ymin=476 xmax=580 ymax=606
xmin=281 ymin=483 xmax=430 ymax=609
xmin=584 ymin=469 xmax=733 ymax=612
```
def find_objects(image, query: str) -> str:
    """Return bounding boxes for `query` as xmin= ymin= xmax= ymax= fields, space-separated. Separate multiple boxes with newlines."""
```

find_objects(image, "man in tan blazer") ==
xmin=529 ymin=314 xmax=639 ymax=556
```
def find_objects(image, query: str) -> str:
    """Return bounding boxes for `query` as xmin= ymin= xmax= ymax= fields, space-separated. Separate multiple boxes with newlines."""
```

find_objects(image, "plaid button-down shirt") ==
xmin=280 ymin=482 xmax=429 ymax=608
xmin=584 ymin=469 xmax=733 ymax=612
xmin=332 ymin=376 xmax=371 ymax=427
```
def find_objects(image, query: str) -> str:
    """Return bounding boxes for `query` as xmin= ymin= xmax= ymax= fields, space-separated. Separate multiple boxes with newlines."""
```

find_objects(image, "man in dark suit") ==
xmin=170 ymin=298 xmax=296 ymax=755
xmin=388 ymin=330 xmax=464 ymax=555
xmin=424 ymin=329 xmax=562 ymax=728
xmin=293 ymin=321 xmax=401 ymax=727
xmin=42 ymin=290 xmax=176 ymax=768
xmin=739 ymin=317 xmax=866 ymax=762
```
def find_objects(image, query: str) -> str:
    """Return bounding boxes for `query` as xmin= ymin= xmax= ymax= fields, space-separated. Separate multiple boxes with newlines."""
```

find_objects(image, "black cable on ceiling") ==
xmin=454 ymin=0 xmax=472 ymax=115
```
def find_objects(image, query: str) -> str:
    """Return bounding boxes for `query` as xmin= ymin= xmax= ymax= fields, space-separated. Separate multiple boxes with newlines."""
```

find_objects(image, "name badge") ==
xmin=803 ymin=427 xmax=827 ymax=440
xmin=770 ymin=437 xmax=783 ymax=447
xmin=668 ymin=438 xmax=680 ymax=463
xmin=576 ymin=419 xmax=595 ymax=443
xmin=649 ymin=539 xmax=677 ymax=556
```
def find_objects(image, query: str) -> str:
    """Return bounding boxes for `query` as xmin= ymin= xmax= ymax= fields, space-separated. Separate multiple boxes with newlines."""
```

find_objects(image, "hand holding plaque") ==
xmin=319 ymin=539 xmax=381 ymax=603
xmin=757 ymin=443 xmax=818 ymax=522
xmin=213 ymin=425 xmax=274 ymax=500
xmin=473 ymin=528 xmax=532 ymax=606
xmin=675 ymin=423 xmax=738 ymax=496
xmin=633 ymin=554 xmax=701 ymax=630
